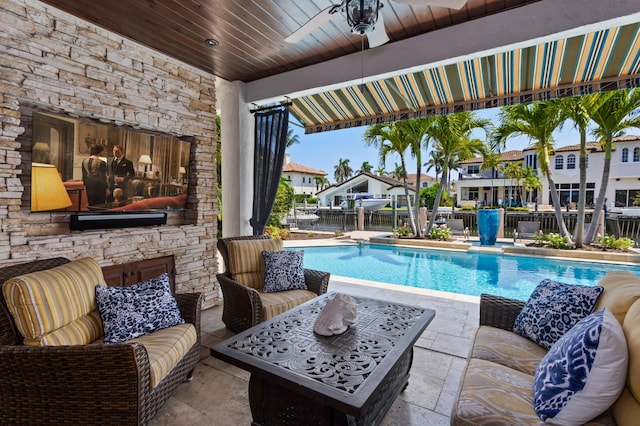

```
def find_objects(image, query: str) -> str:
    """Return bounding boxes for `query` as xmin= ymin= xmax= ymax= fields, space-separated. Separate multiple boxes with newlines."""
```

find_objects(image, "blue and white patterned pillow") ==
xmin=512 ymin=279 xmax=603 ymax=349
xmin=95 ymin=273 xmax=184 ymax=344
xmin=533 ymin=309 xmax=628 ymax=425
xmin=262 ymin=250 xmax=306 ymax=293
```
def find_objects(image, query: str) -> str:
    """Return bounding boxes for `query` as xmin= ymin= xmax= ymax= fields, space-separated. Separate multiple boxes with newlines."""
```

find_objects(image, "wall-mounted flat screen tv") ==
xmin=31 ymin=111 xmax=191 ymax=213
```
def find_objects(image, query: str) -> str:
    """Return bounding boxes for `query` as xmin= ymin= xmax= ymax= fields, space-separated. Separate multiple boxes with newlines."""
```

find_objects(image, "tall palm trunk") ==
xmin=574 ymin=130 xmax=588 ymax=247
xmin=413 ymin=164 xmax=423 ymax=236
xmin=425 ymin=166 xmax=449 ymax=234
xmin=542 ymin=149 xmax=571 ymax=238
xmin=400 ymin=157 xmax=417 ymax=234
xmin=585 ymin=135 xmax=613 ymax=244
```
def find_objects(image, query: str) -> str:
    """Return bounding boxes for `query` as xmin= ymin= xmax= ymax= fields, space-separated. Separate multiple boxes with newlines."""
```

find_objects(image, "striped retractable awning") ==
xmin=290 ymin=21 xmax=640 ymax=134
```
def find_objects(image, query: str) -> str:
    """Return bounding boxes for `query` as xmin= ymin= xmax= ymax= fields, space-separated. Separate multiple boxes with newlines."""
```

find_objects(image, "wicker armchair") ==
xmin=0 ymin=257 xmax=203 ymax=425
xmin=217 ymin=235 xmax=331 ymax=332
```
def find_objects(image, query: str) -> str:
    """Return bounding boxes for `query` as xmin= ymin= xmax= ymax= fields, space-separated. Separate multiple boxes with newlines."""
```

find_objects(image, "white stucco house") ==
xmin=455 ymin=135 xmax=640 ymax=209
xmin=315 ymin=172 xmax=427 ymax=207
xmin=282 ymin=154 xmax=327 ymax=197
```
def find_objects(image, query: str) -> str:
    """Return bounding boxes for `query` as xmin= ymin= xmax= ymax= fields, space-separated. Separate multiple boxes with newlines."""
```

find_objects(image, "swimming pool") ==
xmin=292 ymin=244 xmax=640 ymax=300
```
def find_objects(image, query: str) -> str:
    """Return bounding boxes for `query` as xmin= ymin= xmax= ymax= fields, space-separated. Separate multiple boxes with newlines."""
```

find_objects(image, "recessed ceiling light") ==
xmin=205 ymin=39 xmax=218 ymax=47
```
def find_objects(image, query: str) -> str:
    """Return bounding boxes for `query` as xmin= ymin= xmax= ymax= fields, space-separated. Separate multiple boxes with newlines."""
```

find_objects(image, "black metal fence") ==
xmin=286 ymin=207 xmax=640 ymax=243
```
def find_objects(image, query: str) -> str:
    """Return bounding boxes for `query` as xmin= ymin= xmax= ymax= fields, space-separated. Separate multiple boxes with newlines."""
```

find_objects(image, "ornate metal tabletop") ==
xmin=211 ymin=292 xmax=435 ymax=420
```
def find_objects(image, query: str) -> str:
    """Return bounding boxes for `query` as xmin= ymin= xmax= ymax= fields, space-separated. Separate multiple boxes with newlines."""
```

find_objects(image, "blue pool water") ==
xmin=292 ymin=244 xmax=640 ymax=301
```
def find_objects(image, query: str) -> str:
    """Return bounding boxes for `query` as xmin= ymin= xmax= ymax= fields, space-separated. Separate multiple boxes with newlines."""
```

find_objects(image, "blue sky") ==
xmin=285 ymin=106 xmax=636 ymax=183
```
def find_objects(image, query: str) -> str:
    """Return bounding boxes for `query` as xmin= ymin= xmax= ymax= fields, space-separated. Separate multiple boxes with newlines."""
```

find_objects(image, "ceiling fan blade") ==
xmin=285 ymin=4 xmax=343 ymax=43
xmin=393 ymin=0 xmax=468 ymax=10
xmin=367 ymin=13 xmax=389 ymax=48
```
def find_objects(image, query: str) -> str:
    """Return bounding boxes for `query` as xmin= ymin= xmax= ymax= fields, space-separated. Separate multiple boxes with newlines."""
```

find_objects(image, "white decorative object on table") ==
xmin=313 ymin=294 xmax=357 ymax=336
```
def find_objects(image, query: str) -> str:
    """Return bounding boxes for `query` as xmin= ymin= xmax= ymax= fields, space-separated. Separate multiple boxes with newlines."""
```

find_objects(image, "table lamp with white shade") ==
xmin=138 ymin=154 xmax=152 ymax=177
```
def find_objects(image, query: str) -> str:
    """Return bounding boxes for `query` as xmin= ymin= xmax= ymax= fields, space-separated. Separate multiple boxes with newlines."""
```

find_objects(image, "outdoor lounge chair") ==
xmin=446 ymin=219 xmax=469 ymax=238
xmin=216 ymin=235 xmax=331 ymax=332
xmin=514 ymin=220 xmax=541 ymax=241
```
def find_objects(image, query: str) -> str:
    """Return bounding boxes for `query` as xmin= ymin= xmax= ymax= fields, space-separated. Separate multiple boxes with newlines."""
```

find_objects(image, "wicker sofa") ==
xmin=217 ymin=235 xmax=330 ymax=332
xmin=0 ymin=257 xmax=203 ymax=425
xmin=451 ymin=271 xmax=640 ymax=425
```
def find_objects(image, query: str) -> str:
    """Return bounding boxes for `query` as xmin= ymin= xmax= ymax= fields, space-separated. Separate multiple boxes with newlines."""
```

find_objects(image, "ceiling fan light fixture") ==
xmin=346 ymin=0 xmax=381 ymax=35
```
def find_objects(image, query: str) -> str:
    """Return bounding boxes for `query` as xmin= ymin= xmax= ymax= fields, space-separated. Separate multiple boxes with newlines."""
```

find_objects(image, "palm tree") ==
xmin=586 ymin=89 xmax=640 ymax=243
xmin=333 ymin=158 xmax=353 ymax=183
xmin=391 ymin=163 xmax=405 ymax=180
xmin=393 ymin=118 xmax=434 ymax=236
xmin=555 ymin=94 xmax=606 ymax=247
xmin=424 ymin=112 xmax=491 ymax=234
xmin=494 ymin=102 xmax=570 ymax=239
xmin=375 ymin=166 xmax=387 ymax=176
xmin=480 ymin=150 xmax=501 ymax=207
xmin=358 ymin=161 xmax=373 ymax=174
xmin=286 ymin=128 xmax=300 ymax=148
xmin=501 ymin=160 xmax=525 ymax=206
xmin=425 ymin=150 xmax=444 ymax=181
xmin=523 ymin=167 xmax=542 ymax=205
xmin=364 ymin=123 xmax=418 ymax=234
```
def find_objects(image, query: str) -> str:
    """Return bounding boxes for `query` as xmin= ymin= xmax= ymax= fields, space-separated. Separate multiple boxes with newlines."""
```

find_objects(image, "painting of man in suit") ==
xmin=107 ymin=145 xmax=135 ymax=201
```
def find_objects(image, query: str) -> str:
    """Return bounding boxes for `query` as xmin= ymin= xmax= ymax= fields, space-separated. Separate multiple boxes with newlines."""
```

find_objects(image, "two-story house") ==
xmin=456 ymin=135 xmax=640 ymax=209
xmin=282 ymin=154 xmax=327 ymax=197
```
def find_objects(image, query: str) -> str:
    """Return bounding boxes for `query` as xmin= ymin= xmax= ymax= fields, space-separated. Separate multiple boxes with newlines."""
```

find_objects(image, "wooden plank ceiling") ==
xmin=38 ymin=0 xmax=541 ymax=83
xmin=36 ymin=1 xmax=640 ymax=133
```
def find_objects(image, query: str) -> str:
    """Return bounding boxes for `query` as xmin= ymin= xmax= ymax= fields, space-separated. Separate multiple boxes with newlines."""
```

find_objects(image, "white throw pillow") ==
xmin=533 ymin=308 xmax=628 ymax=425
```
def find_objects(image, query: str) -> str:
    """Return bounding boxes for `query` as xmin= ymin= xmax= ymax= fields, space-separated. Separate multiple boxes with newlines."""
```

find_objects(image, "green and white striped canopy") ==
xmin=290 ymin=21 xmax=640 ymax=134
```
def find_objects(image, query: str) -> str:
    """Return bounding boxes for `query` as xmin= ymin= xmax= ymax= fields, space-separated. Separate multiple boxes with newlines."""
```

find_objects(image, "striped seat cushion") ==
xmin=2 ymin=257 xmax=106 ymax=346
xmin=260 ymin=289 xmax=317 ymax=319
xmin=227 ymin=238 xmax=283 ymax=289
xmin=131 ymin=323 xmax=197 ymax=388
xmin=472 ymin=326 xmax=547 ymax=375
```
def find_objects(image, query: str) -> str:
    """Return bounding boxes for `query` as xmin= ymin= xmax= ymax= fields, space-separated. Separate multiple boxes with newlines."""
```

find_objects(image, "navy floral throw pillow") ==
xmin=512 ymin=279 xmax=603 ymax=350
xmin=95 ymin=273 xmax=184 ymax=344
xmin=262 ymin=250 xmax=306 ymax=293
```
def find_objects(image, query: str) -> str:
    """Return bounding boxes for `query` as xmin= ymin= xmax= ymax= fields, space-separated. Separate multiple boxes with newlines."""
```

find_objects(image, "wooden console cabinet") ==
xmin=101 ymin=255 xmax=176 ymax=292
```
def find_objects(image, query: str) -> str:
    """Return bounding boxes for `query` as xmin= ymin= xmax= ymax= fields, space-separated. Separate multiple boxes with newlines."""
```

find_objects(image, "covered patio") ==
xmin=38 ymin=0 xmax=640 ymax=237
xmin=150 ymin=264 xmax=480 ymax=425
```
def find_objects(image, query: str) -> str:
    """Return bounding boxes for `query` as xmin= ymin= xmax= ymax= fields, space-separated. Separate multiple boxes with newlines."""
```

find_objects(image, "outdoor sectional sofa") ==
xmin=0 ymin=256 xmax=202 ymax=425
xmin=451 ymin=270 xmax=640 ymax=425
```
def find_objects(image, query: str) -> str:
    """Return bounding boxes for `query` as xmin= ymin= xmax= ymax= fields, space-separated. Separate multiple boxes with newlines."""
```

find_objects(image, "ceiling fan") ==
xmin=285 ymin=0 xmax=468 ymax=48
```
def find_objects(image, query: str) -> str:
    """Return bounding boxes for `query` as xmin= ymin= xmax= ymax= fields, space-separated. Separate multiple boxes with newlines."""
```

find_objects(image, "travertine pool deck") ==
xmin=149 ymin=231 xmax=638 ymax=425
xmin=150 ymin=233 xmax=480 ymax=425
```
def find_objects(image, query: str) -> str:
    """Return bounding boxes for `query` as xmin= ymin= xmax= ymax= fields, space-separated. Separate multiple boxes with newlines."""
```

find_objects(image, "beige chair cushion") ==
xmin=260 ymin=289 xmax=317 ymax=320
xmin=471 ymin=326 xmax=547 ymax=375
xmin=611 ymin=299 xmax=640 ymax=425
xmin=227 ymin=238 xmax=283 ymax=289
xmin=131 ymin=323 xmax=197 ymax=388
xmin=594 ymin=271 xmax=640 ymax=325
xmin=2 ymin=258 xmax=106 ymax=346
xmin=451 ymin=358 xmax=615 ymax=426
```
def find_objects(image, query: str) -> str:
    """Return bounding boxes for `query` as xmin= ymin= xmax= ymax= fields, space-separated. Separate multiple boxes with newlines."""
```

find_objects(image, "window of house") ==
xmin=622 ymin=147 xmax=629 ymax=162
xmin=525 ymin=153 xmax=538 ymax=169
xmin=555 ymin=155 xmax=564 ymax=170
xmin=585 ymin=155 xmax=589 ymax=168
xmin=467 ymin=164 xmax=480 ymax=174
xmin=634 ymin=147 xmax=640 ymax=162
xmin=567 ymin=154 xmax=576 ymax=169
xmin=468 ymin=187 xmax=479 ymax=201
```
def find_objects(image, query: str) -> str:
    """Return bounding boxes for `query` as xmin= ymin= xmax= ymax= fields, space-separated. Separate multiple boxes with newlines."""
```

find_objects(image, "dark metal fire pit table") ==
xmin=210 ymin=292 xmax=436 ymax=426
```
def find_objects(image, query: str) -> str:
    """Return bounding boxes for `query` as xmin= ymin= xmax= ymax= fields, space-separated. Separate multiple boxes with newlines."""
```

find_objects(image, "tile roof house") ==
xmin=282 ymin=154 xmax=327 ymax=196
xmin=456 ymin=136 xmax=640 ymax=209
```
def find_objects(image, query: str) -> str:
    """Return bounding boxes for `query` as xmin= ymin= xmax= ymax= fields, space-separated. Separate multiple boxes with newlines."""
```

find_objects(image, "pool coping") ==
xmin=369 ymin=234 xmax=640 ymax=265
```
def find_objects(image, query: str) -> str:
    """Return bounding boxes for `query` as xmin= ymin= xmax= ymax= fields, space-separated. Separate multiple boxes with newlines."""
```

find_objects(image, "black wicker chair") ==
xmin=0 ymin=257 xmax=203 ymax=425
xmin=217 ymin=235 xmax=330 ymax=332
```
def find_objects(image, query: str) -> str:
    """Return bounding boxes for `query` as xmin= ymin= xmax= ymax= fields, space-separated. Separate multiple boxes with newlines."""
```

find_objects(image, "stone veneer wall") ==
xmin=0 ymin=0 xmax=221 ymax=308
